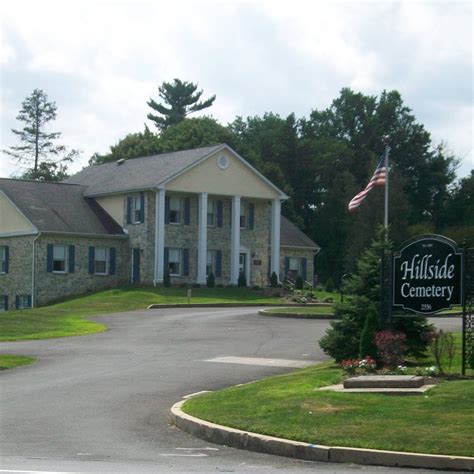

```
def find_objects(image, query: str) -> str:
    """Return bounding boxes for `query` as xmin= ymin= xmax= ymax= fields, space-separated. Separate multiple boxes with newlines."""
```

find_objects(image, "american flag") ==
xmin=348 ymin=157 xmax=386 ymax=212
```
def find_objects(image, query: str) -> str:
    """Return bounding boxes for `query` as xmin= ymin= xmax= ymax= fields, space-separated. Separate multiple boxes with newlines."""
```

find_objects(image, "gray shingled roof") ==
xmin=0 ymin=179 xmax=124 ymax=236
xmin=66 ymin=144 xmax=224 ymax=196
xmin=280 ymin=216 xmax=319 ymax=250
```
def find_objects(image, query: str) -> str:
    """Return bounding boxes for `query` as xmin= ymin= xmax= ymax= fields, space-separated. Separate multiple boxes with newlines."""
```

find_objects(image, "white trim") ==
xmin=280 ymin=245 xmax=320 ymax=251
xmin=93 ymin=246 xmax=109 ymax=275
xmin=39 ymin=231 xmax=128 ymax=239
xmin=230 ymin=196 xmax=241 ymax=285
xmin=0 ymin=230 xmax=38 ymax=238
xmin=270 ymin=199 xmax=281 ymax=282
xmin=154 ymin=189 xmax=166 ymax=284
xmin=197 ymin=192 xmax=208 ymax=284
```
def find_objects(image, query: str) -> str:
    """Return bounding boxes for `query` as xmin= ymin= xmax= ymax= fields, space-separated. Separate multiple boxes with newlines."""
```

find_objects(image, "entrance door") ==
xmin=132 ymin=248 xmax=140 ymax=283
xmin=239 ymin=253 xmax=247 ymax=283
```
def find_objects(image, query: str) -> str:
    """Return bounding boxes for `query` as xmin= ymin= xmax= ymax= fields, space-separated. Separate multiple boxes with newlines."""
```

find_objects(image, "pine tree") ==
xmin=147 ymin=79 xmax=216 ymax=131
xmin=319 ymin=226 xmax=433 ymax=362
xmin=3 ymin=89 xmax=79 ymax=181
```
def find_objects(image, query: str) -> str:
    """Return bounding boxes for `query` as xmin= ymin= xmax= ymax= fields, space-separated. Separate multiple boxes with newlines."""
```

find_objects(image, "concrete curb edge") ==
xmin=147 ymin=303 xmax=332 ymax=309
xmin=258 ymin=309 xmax=337 ymax=319
xmin=171 ymin=399 xmax=474 ymax=471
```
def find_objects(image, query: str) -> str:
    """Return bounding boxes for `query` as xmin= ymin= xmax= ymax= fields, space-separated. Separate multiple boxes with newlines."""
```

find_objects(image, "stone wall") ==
xmin=280 ymin=247 xmax=316 ymax=284
xmin=34 ymin=234 xmax=129 ymax=307
xmin=122 ymin=191 xmax=155 ymax=285
xmin=0 ymin=235 xmax=35 ymax=309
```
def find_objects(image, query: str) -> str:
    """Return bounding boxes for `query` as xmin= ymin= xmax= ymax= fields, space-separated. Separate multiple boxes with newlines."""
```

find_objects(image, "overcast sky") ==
xmin=1 ymin=0 xmax=472 ymax=178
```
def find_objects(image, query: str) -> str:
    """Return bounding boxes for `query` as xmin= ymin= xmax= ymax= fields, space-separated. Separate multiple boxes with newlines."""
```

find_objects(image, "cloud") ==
xmin=0 ymin=0 xmax=472 ymax=178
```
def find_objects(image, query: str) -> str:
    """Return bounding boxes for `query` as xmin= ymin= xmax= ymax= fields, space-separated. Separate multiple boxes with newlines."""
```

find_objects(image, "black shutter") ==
xmin=47 ymin=244 xmax=54 ymax=272
xmin=126 ymin=197 xmax=133 ymax=224
xmin=302 ymin=258 xmax=307 ymax=281
xmin=229 ymin=201 xmax=232 ymax=227
xmin=284 ymin=257 xmax=290 ymax=276
xmin=15 ymin=295 xmax=19 ymax=309
xmin=27 ymin=295 xmax=32 ymax=308
xmin=164 ymin=247 xmax=169 ymax=272
xmin=183 ymin=248 xmax=189 ymax=276
xmin=3 ymin=295 xmax=8 ymax=311
xmin=215 ymin=250 xmax=222 ymax=277
xmin=217 ymin=201 xmax=223 ymax=227
xmin=88 ymin=247 xmax=95 ymax=274
xmin=140 ymin=192 xmax=145 ymax=223
xmin=4 ymin=246 xmax=9 ymax=273
xmin=165 ymin=197 xmax=170 ymax=224
xmin=68 ymin=245 xmax=75 ymax=273
xmin=268 ymin=255 xmax=271 ymax=278
xmin=248 ymin=203 xmax=255 ymax=230
xmin=109 ymin=247 xmax=116 ymax=275
xmin=184 ymin=197 xmax=190 ymax=225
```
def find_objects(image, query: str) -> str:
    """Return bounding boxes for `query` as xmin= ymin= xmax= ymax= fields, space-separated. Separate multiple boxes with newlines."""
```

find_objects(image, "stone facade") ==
xmin=0 ymin=234 xmax=129 ymax=309
xmin=0 ymin=235 xmax=35 ymax=309
xmin=121 ymin=191 xmax=273 ymax=287
xmin=280 ymin=247 xmax=316 ymax=284
xmin=33 ymin=234 xmax=129 ymax=306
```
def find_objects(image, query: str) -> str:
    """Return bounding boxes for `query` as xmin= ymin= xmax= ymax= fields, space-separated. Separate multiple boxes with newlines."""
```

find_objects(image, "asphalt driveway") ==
xmin=0 ymin=308 xmax=460 ymax=473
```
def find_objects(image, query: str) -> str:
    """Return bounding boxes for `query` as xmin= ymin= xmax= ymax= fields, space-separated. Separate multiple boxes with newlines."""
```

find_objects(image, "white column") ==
xmin=271 ymin=198 xmax=281 ymax=282
xmin=154 ymin=188 xmax=166 ymax=284
xmin=230 ymin=195 xmax=241 ymax=285
xmin=197 ymin=192 xmax=208 ymax=284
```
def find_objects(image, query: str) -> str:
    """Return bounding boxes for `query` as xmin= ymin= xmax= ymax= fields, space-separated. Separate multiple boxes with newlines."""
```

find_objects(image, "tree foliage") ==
xmin=3 ymin=89 xmax=79 ymax=181
xmin=319 ymin=227 xmax=433 ymax=362
xmin=147 ymin=79 xmax=216 ymax=131
xmin=90 ymin=85 xmax=466 ymax=283
xmin=89 ymin=125 xmax=161 ymax=165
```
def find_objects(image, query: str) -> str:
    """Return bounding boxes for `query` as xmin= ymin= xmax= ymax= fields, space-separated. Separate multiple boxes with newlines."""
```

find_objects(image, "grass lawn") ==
xmin=0 ymin=286 xmax=284 ymax=341
xmin=183 ymin=362 xmax=474 ymax=457
xmin=263 ymin=306 xmax=335 ymax=316
xmin=0 ymin=354 xmax=35 ymax=370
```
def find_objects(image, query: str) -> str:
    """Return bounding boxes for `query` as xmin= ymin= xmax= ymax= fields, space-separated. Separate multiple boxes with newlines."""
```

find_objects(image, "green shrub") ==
xmin=192 ymin=283 xmax=201 ymax=288
xmin=207 ymin=271 xmax=215 ymax=288
xmin=270 ymin=272 xmax=279 ymax=287
xmin=319 ymin=227 xmax=432 ymax=362
xmin=163 ymin=269 xmax=171 ymax=288
xmin=295 ymin=275 xmax=304 ymax=290
xmin=325 ymin=277 xmax=335 ymax=293
xmin=359 ymin=304 xmax=379 ymax=359
xmin=238 ymin=272 xmax=247 ymax=287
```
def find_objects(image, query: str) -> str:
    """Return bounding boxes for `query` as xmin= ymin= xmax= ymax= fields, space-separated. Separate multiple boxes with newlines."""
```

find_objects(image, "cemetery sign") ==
xmin=392 ymin=235 xmax=463 ymax=314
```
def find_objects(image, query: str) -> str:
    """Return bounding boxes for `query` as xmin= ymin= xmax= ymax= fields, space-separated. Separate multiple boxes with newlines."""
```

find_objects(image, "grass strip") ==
xmin=183 ymin=361 xmax=474 ymax=457
xmin=0 ymin=354 xmax=35 ymax=370
xmin=0 ymin=286 xmax=286 ymax=341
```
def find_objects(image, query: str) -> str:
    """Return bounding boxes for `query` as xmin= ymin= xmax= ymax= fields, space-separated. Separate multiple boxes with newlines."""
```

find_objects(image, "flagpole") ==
xmin=383 ymin=135 xmax=390 ymax=230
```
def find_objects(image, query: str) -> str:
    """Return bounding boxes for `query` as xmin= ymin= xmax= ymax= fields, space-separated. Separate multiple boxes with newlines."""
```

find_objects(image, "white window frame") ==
xmin=169 ymin=197 xmax=182 ymax=225
xmin=0 ymin=296 xmax=6 ymax=311
xmin=94 ymin=247 xmax=109 ymax=275
xmin=133 ymin=195 xmax=142 ymax=224
xmin=206 ymin=250 xmax=216 ymax=275
xmin=168 ymin=248 xmax=181 ymax=276
xmin=52 ymin=245 xmax=67 ymax=274
xmin=207 ymin=199 xmax=215 ymax=227
xmin=0 ymin=246 xmax=6 ymax=274
xmin=18 ymin=295 xmax=31 ymax=309
xmin=240 ymin=203 xmax=247 ymax=229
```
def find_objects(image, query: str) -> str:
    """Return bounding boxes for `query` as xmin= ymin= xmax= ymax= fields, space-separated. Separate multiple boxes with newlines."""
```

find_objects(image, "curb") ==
xmin=171 ymin=398 xmax=474 ymax=471
xmin=258 ymin=309 xmax=337 ymax=319
xmin=147 ymin=303 xmax=332 ymax=309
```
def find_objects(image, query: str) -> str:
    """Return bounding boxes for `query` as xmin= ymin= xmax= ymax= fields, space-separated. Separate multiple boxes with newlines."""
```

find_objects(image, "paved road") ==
xmin=0 ymin=308 xmax=460 ymax=473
